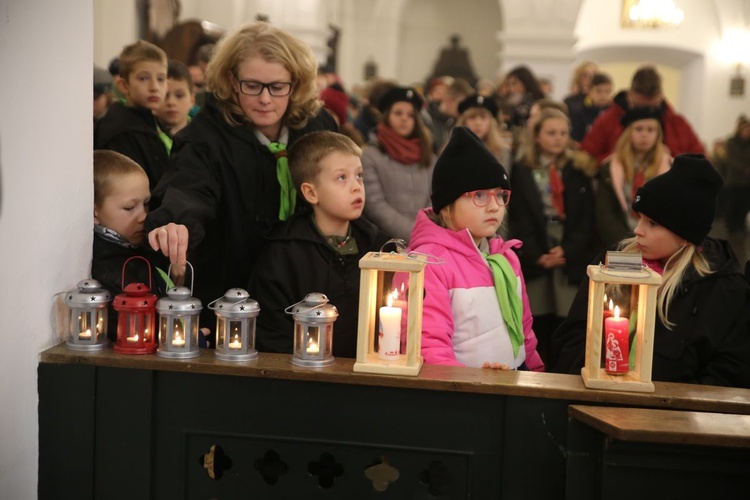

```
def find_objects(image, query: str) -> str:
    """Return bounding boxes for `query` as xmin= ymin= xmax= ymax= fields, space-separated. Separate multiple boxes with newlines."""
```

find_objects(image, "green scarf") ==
xmin=157 ymin=126 xmax=172 ymax=155
xmin=483 ymin=252 xmax=524 ymax=358
xmin=268 ymin=142 xmax=295 ymax=221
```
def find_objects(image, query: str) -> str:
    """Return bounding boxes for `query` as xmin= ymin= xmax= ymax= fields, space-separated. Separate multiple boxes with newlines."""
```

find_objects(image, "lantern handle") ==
xmin=376 ymin=239 xmax=444 ymax=265
xmin=284 ymin=300 xmax=327 ymax=316
xmin=121 ymin=256 xmax=152 ymax=292
xmin=168 ymin=261 xmax=195 ymax=293
xmin=207 ymin=296 xmax=251 ymax=311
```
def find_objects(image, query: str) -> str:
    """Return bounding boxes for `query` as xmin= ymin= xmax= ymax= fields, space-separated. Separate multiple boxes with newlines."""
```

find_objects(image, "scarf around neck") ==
xmin=255 ymin=127 xmax=295 ymax=221
xmin=376 ymin=122 xmax=422 ymax=165
xmin=481 ymin=249 xmax=524 ymax=359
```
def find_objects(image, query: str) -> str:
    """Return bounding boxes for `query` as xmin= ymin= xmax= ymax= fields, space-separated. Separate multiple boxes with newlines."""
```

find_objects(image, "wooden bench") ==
xmin=566 ymin=405 xmax=750 ymax=499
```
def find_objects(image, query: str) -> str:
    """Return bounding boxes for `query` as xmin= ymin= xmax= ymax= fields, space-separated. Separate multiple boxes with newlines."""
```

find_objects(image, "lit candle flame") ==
xmin=608 ymin=299 xmax=614 ymax=311
xmin=386 ymin=288 xmax=398 ymax=308
xmin=614 ymin=305 xmax=621 ymax=319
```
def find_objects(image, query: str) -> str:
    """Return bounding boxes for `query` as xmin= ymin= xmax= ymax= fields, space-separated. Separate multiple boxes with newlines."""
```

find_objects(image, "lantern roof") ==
xmin=156 ymin=286 xmax=203 ymax=314
xmin=64 ymin=279 xmax=110 ymax=307
xmin=210 ymin=288 xmax=260 ymax=317
xmin=291 ymin=293 xmax=338 ymax=322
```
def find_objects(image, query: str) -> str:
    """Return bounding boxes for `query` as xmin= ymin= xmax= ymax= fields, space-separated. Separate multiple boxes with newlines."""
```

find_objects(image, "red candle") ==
xmin=604 ymin=305 xmax=629 ymax=374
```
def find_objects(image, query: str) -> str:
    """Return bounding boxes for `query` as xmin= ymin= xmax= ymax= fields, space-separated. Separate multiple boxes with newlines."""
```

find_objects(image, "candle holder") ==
xmin=156 ymin=263 xmax=202 ymax=359
xmin=113 ymin=256 xmax=158 ymax=355
xmin=64 ymin=279 xmax=110 ymax=351
xmin=210 ymin=288 xmax=259 ymax=362
xmin=287 ymin=293 xmax=337 ymax=368
xmin=581 ymin=252 xmax=661 ymax=393
xmin=353 ymin=249 xmax=427 ymax=376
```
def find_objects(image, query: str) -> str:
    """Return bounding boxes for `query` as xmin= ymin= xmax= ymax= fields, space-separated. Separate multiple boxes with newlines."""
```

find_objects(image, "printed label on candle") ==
xmin=604 ymin=306 xmax=629 ymax=374
xmin=378 ymin=289 xmax=402 ymax=360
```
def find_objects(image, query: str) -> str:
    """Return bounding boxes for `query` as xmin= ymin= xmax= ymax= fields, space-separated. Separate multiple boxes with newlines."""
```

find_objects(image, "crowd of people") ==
xmin=91 ymin=21 xmax=750 ymax=388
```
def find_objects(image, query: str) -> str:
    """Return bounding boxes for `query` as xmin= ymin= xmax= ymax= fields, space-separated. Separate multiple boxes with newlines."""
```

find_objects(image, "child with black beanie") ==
xmin=408 ymin=127 xmax=544 ymax=371
xmin=552 ymin=154 xmax=750 ymax=387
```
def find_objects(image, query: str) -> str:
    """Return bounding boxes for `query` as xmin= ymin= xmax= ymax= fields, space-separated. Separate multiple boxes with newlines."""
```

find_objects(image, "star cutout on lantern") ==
xmin=137 ymin=285 xmax=143 ymax=291
xmin=191 ymin=304 xmax=196 ymax=309
xmin=90 ymin=296 xmax=96 ymax=301
xmin=172 ymin=287 xmax=179 ymax=292
xmin=219 ymin=304 xmax=223 ymax=308
xmin=68 ymin=295 xmax=73 ymax=300
xmin=316 ymin=311 xmax=322 ymax=316
xmin=121 ymin=300 xmax=127 ymax=305
xmin=168 ymin=304 xmax=174 ymax=310
xmin=240 ymin=306 xmax=245 ymax=311
xmin=143 ymin=300 xmax=149 ymax=305
xmin=83 ymin=281 xmax=90 ymax=286
xmin=236 ymin=290 xmax=242 ymax=296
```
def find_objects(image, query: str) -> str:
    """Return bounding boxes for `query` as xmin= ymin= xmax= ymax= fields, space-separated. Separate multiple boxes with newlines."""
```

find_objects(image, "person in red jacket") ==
xmin=581 ymin=65 xmax=704 ymax=163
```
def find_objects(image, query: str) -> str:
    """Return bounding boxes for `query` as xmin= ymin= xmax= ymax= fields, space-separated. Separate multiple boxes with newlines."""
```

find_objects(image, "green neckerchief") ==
xmin=256 ymin=128 xmax=295 ymax=221
xmin=482 ymin=250 xmax=524 ymax=358
xmin=312 ymin=216 xmax=358 ymax=255
xmin=157 ymin=125 xmax=172 ymax=155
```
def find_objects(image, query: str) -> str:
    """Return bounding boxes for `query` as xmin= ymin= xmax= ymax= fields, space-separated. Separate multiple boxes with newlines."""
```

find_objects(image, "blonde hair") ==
xmin=570 ymin=60 xmax=597 ymax=94
xmin=380 ymin=103 xmax=434 ymax=167
xmin=118 ymin=40 xmax=167 ymax=79
xmin=94 ymin=150 xmax=147 ymax=207
xmin=612 ymin=120 xmax=666 ymax=182
xmin=288 ymin=131 xmax=362 ymax=190
xmin=616 ymin=237 xmax=713 ymax=328
xmin=205 ymin=22 xmax=321 ymax=128
xmin=456 ymin=107 xmax=507 ymax=160
xmin=520 ymin=108 xmax=572 ymax=167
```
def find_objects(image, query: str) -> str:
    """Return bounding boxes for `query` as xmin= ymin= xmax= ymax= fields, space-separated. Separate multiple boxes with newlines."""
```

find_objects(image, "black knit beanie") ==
xmin=620 ymin=105 xmax=663 ymax=129
xmin=431 ymin=127 xmax=510 ymax=213
xmin=631 ymin=154 xmax=723 ymax=245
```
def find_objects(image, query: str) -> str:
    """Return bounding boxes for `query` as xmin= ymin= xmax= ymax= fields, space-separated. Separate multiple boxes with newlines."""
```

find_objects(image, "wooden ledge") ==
xmin=569 ymin=405 xmax=750 ymax=448
xmin=39 ymin=343 xmax=750 ymax=414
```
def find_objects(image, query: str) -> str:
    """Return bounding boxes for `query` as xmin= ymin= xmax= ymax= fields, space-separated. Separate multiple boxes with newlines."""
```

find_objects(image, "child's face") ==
xmin=465 ymin=111 xmax=492 ymax=140
xmin=387 ymin=101 xmax=416 ymax=138
xmin=633 ymin=214 xmax=684 ymax=263
xmin=442 ymin=188 xmax=508 ymax=245
xmin=94 ymin=171 xmax=150 ymax=245
xmin=120 ymin=60 xmax=168 ymax=111
xmin=302 ymin=152 xmax=365 ymax=229
xmin=536 ymin=117 xmax=569 ymax=157
xmin=589 ymin=83 xmax=612 ymax=107
xmin=629 ymin=119 xmax=660 ymax=155
xmin=157 ymin=78 xmax=194 ymax=131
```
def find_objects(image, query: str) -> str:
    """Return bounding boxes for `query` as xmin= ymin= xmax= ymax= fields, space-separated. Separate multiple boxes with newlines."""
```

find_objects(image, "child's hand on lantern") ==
xmin=482 ymin=361 xmax=510 ymax=370
xmin=148 ymin=223 xmax=189 ymax=265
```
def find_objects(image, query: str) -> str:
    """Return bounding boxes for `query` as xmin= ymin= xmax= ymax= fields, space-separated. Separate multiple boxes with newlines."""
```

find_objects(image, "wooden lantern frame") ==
xmin=581 ymin=264 xmax=661 ymax=393
xmin=353 ymin=252 xmax=426 ymax=376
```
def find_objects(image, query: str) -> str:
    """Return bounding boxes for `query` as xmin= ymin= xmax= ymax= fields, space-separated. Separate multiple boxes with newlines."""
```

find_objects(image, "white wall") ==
xmin=0 ymin=0 xmax=92 ymax=497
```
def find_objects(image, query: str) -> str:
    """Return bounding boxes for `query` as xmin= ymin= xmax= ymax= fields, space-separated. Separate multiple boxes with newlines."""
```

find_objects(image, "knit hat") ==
xmin=620 ymin=105 xmax=663 ymax=129
xmin=458 ymin=94 xmax=499 ymax=117
xmin=377 ymin=86 xmax=424 ymax=113
xmin=431 ymin=127 xmax=510 ymax=213
xmin=321 ymin=85 xmax=349 ymax=125
xmin=632 ymin=154 xmax=723 ymax=245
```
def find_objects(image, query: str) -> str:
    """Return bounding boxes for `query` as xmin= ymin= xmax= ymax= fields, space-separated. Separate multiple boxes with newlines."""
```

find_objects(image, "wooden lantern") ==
xmin=353 ymin=252 xmax=426 ymax=376
xmin=581 ymin=254 xmax=661 ymax=393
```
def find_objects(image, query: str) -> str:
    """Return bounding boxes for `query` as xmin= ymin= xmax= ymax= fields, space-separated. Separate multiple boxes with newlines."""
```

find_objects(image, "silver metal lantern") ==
xmin=64 ymin=279 xmax=110 ymax=351
xmin=287 ymin=293 xmax=338 ymax=368
xmin=210 ymin=288 xmax=260 ymax=362
xmin=156 ymin=264 xmax=202 ymax=359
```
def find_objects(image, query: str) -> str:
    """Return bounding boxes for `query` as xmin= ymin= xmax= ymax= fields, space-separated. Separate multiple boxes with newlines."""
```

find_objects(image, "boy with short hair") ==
xmin=249 ymin=131 xmax=390 ymax=358
xmin=94 ymin=40 xmax=170 ymax=188
xmin=92 ymin=150 xmax=180 ymax=340
xmin=156 ymin=60 xmax=195 ymax=136
xmin=570 ymin=72 xmax=613 ymax=143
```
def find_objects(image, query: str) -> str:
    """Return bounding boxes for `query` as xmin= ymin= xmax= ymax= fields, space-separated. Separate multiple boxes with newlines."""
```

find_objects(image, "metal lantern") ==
xmin=581 ymin=252 xmax=661 ymax=393
xmin=210 ymin=288 xmax=260 ymax=362
xmin=287 ymin=293 xmax=338 ymax=368
xmin=113 ymin=256 xmax=158 ymax=355
xmin=156 ymin=263 xmax=202 ymax=359
xmin=64 ymin=279 xmax=110 ymax=351
xmin=353 ymin=251 xmax=427 ymax=376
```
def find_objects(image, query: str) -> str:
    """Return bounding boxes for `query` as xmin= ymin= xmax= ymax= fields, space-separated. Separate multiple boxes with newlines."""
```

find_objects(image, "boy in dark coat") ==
xmin=95 ymin=40 xmax=170 ymax=188
xmin=249 ymin=131 xmax=390 ymax=358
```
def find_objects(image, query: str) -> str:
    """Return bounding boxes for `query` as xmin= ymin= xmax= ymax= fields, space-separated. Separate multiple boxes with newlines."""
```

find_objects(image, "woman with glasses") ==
xmin=361 ymin=86 xmax=435 ymax=242
xmin=507 ymin=108 xmax=595 ymax=367
xmin=145 ymin=22 xmax=336 ymax=339
xmin=407 ymin=127 xmax=544 ymax=371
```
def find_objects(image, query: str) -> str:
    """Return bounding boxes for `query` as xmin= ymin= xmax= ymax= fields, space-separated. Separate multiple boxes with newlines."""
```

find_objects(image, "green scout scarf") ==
xmin=483 ymin=252 xmax=524 ymax=358
xmin=268 ymin=141 xmax=296 ymax=220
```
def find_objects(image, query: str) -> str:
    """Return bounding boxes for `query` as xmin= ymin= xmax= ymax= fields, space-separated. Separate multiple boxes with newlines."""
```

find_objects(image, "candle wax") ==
xmin=78 ymin=329 xmax=92 ymax=340
xmin=604 ymin=310 xmax=629 ymax=374
xmin=378 ymin=305 xmax=402 ymax=360
xmin=228 ymin=335 xmax=242 ymax=350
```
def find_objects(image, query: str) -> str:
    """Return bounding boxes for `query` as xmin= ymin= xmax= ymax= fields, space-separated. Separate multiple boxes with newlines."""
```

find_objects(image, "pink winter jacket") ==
xmin=409 ymin=209 xmax=544 ymax=371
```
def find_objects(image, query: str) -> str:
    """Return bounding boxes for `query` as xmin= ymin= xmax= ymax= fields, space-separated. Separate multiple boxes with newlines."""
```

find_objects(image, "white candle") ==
xmin=126 ymin=334 xmax=139 ymax=343
xmin=378 ymin=289 xmax=402 ymax=360
xmin=228 ymin=334 xmax=242 ymax=350
xmin=172 ymin=330 xmax=185 ymax=347
xmin=78 ymin=329 xmax=92 ymax=340
xmin=306 ymin=337 xmax=320 ymax=355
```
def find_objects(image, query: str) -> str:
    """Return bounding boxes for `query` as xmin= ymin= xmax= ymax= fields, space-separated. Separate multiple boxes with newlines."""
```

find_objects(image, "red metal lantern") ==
xmin=113 ymin=256 xmax=158 ymax=355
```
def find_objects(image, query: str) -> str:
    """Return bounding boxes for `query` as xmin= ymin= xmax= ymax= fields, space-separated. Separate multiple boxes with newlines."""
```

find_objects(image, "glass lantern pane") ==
xmin=324 ymin=324 xmax=333 ymax=354
xmin=95 ymin=309 xmax=107 ymax=341
xmin=216 ymin=316 xmax=226 ymax=349
xmin=294 ymin=322 xmax=304 ymax=356
xmin=601 ymin=284 xmax=636 ymax=372
xmin=172 ymin=318 xmax=186 ymax=348
xmin=159 ymin=316 xmax=169 ymax=346
xmin=143 ymin=314 xmax=153 ymax=342
xmin=228 ymin=320 xmax=242 ymax=350
xmin=306 ymin=326 xmax=321 ymax=358
xmin=248 ymin=320 xmax=256 ymax=350
xmin=374 ymin=270 xmax=408 ymax=352
xmin=188 ymin=318 xmax=198 ymax=347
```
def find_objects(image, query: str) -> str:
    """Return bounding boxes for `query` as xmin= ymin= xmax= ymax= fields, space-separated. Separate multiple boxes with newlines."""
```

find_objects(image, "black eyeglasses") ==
xmin=463 ymin=189 xmax=511 ymax=207
xmin=236 ymin=78 xmax=293 ymax=96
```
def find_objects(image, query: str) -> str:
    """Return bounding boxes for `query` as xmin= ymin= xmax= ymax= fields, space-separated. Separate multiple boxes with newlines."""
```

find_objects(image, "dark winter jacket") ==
xmin=145 ymin=94 xmax=337 ymax=331
xmin=508 ymin=158 xmax=596 ymax=285
xmin=91 ymin=234 xmax=170 ymax=341
xmin=580 ymin=90 xmax=705 ymax=162
xmin=569 ymin=96 xmax=610 ymax=143
xmin=551 ymin=239 xmax=750 ymax=388
xmin=94 ymin=102 xmax=170 ymax=188
xmin=248 ymin=212 xmax=391 ymax=359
